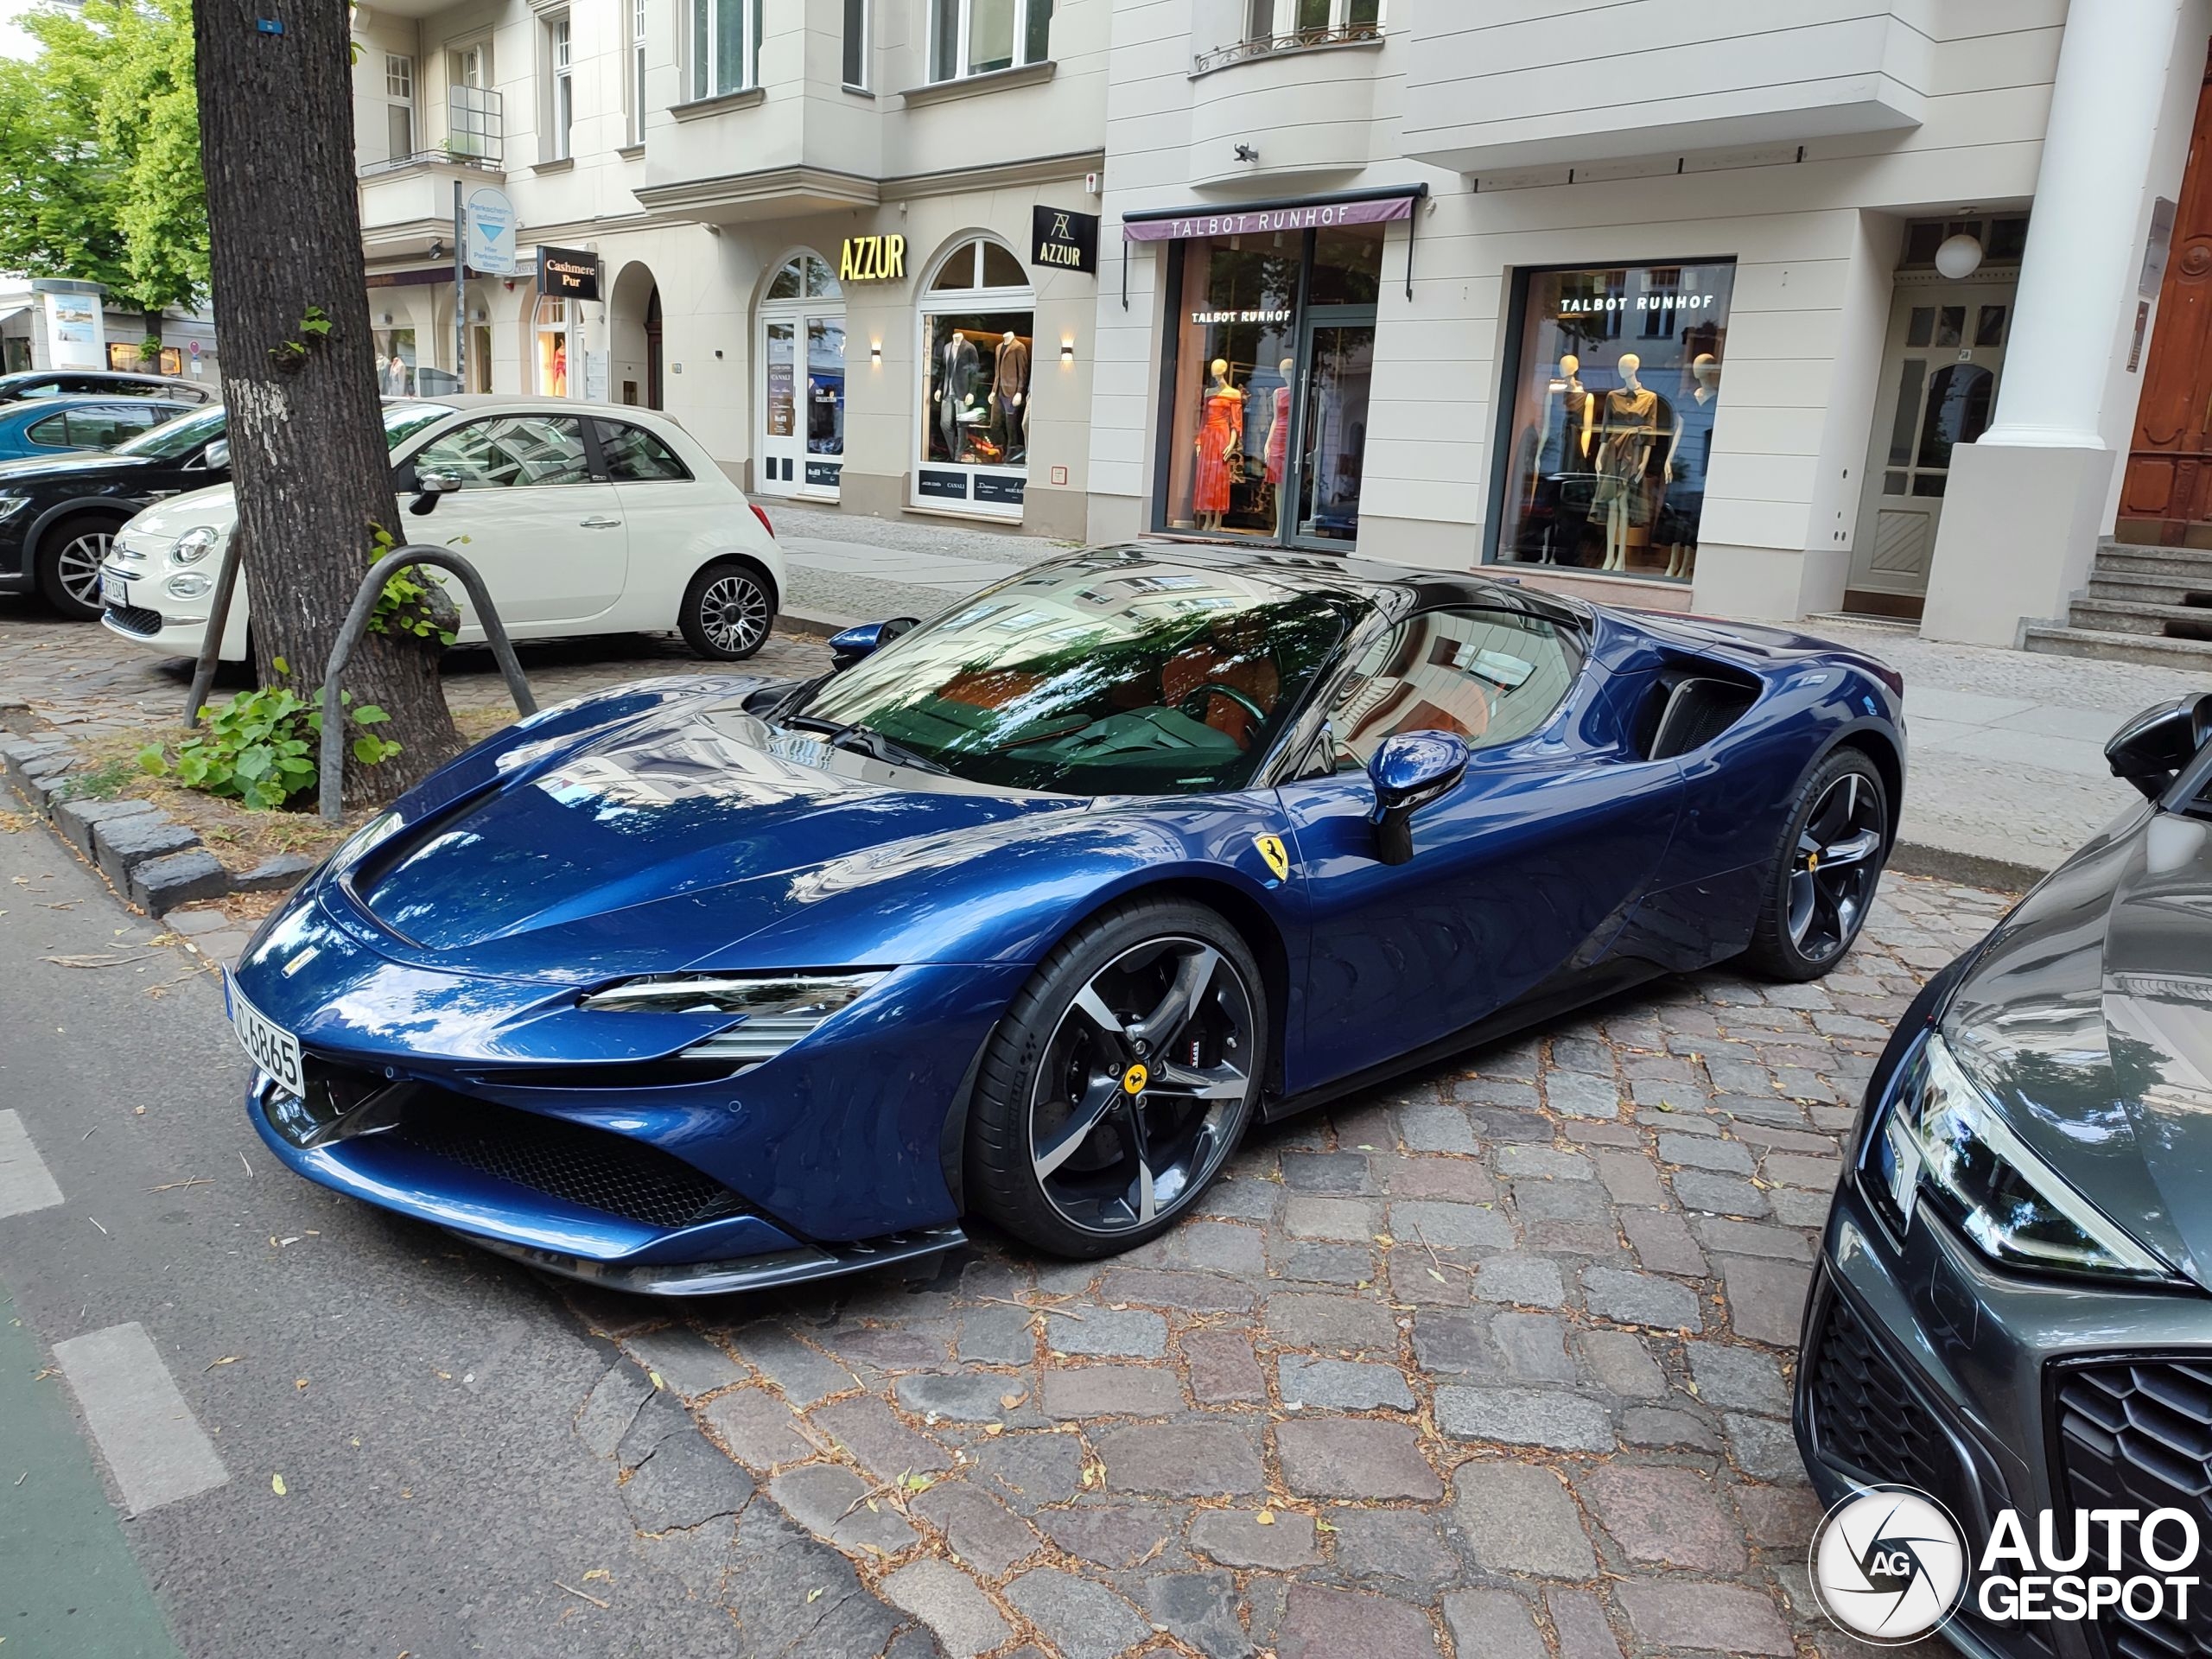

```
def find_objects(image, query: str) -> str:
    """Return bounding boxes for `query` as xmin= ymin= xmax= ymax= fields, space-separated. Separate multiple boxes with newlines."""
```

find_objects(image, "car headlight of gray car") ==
xmin=1865 ymin=1029 xmax=2178 ymax=1281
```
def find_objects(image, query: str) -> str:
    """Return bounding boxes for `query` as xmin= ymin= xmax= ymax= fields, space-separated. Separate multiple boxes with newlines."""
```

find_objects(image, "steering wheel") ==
xmin=1178 ymin=682 xmax=1270 ymax=740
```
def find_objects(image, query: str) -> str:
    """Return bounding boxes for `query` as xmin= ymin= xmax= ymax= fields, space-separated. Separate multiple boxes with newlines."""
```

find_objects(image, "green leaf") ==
xmin=135 ymin=743 xmax=167 ymax=775
xmin=270 ymin=655 xmax=289 ymax=677
xmin=351 ymin=735 xmax=385 ymax=765
xmin=352 ymin=705 xmax=391 ymax=725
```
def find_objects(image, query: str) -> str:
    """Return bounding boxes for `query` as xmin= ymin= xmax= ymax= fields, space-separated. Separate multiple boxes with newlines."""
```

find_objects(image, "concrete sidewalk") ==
xmin=766 ymin=507 xmax=2205 ymax=887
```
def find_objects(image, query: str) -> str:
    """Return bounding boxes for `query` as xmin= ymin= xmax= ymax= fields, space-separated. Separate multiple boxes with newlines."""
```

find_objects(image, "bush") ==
xmin=137 ymin=661 xmax=397 ymax=810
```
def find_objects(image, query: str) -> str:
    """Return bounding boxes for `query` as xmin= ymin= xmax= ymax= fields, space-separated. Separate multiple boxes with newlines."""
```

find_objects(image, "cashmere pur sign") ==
xmin=839 ymin=235 xmax=906 ymax=283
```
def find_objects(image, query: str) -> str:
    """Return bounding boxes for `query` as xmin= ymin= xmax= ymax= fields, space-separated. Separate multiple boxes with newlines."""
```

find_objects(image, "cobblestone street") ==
xmin=543 ymin=877 xmax=2000 ymax=1659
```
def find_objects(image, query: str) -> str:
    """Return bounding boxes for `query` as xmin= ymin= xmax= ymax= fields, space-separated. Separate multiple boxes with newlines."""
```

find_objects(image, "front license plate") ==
xmin=101 ymin=573 xmax=130 ymax=608
xmin=228 ymin=976 xmax=303 ymax=1095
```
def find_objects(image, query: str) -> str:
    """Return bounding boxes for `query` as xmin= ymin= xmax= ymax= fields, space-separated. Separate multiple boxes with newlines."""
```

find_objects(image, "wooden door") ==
xmin=2120 ymin=48 xmax=2212 ymax=546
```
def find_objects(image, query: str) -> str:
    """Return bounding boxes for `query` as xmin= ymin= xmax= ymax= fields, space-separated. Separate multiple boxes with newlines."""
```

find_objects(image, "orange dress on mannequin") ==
xmin=1192 ymin=385 xmax=1243 ymax=514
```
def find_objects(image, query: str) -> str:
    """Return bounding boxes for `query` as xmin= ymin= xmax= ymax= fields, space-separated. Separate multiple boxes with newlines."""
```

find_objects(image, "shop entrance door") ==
xmin=758 ymin=308 xmax=845 ymax=499
xmin=1847 ymin=276 xmax=2015 ymax=616
xmin=1290 ymin=314 xmax=1376 ymax=548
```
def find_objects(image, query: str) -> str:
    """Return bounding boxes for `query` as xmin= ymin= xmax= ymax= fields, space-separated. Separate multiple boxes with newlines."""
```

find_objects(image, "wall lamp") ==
xmin=1060 ymin=340 xmax=1076 ymax=365
xmin=871 ymin=340 xmax=883 ymax=364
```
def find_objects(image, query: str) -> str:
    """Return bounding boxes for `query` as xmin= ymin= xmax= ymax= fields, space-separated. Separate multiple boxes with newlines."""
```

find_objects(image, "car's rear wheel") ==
xmin=1743 ymin=747 xmax=1889 ymax=981
xmin=968 ymin=898 xmax=1266 ymax=1258
xmin=38 ymin=516 xmax=120 ymax=620
xmin=678 ymin=561 xmax=773 ymax=660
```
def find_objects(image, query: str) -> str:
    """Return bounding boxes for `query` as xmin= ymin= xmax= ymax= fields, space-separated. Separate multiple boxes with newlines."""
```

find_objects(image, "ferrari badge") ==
xmin=1122 ymin=1063 xmax=1149 ymax=1096
xmin=1255 ymin=834 xmax=1291 ymax=881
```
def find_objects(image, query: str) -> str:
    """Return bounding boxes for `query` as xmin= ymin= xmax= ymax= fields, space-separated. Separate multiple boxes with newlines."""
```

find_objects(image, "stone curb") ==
xmin=1889 ymin=839 xmax=2044 ymax=894
xmin=0 ymin=698 xmax=273 ymax=919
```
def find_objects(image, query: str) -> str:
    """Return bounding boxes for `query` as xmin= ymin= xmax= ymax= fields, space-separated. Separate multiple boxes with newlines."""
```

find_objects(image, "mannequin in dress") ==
xmin=1587 ymin=353 xmax=1679 ymax=572
xmin=1538 ymin=353 xmax=1593 ymax=563
xmin=993 ymin=329 xmax=1031 ymax=462
xmin=1667 ymin=353 xmax=1720 ymax=579
xmin=1266 ymin=356 xmax=1294 ymax=537
xmin=1192 ymin=358 xmax=1244 ymax=532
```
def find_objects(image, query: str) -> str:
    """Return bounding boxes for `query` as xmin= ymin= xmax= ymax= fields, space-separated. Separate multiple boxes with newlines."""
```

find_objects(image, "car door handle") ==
xmin=578 ymin=517 xmax=621 ymax=529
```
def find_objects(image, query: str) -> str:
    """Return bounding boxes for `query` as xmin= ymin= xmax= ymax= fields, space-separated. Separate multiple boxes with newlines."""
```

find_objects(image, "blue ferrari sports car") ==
xmin=226 ymin=545 xmax=1904 ymax=1294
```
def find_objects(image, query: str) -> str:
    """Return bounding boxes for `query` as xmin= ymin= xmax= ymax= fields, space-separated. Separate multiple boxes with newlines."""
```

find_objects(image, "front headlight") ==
xmin=582 ymin=971 xmax=886 ymax=1066
xmin=1866 ymin=1031 xmax=2177 ymax=1281
xmin=169 ymin=525 xmax=221 ymax=564
xmin=0 ymin=494 xmax=31 ymax=521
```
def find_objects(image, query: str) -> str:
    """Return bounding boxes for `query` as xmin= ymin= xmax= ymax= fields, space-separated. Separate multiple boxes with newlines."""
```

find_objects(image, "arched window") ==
xmin=918 ymin=237 xmax=1033 ymax=518
xmin=767 ymin=251 xmax=842 ymax=302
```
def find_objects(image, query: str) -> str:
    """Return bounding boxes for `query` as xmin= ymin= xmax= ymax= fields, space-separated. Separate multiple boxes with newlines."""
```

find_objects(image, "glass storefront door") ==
xmin=1157 ymin=222 xmax=1382 ymax=550
xmin=759 ymin=251 xmax=845 ymax=499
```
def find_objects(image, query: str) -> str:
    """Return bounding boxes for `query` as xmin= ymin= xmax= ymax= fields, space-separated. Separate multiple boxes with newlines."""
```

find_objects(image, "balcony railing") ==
xmin=1193 ymin=20 xmax=1381 ymax=76
xmin=358 ymin=86 xmax=505 ymax=176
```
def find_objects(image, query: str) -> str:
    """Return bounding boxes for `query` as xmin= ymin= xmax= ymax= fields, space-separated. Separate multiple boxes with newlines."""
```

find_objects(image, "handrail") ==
xmin=318 ymin=544 xmax=537 ymax=823
xmin=1192 ymin=20 xmax=1381 ymax=75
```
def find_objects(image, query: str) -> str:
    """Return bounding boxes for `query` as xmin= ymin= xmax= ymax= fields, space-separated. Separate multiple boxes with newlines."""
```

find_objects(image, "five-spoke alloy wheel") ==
xmin=1745 ymin=747 xmax=1890 ymax=980
xmin=969 ymin=899 xmax=1266 ymax=1255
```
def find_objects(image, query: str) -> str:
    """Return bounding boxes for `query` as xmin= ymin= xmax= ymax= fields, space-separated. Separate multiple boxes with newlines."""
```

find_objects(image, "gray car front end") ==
xmin=1797 ymin=701 xmax=2212 ymax=1659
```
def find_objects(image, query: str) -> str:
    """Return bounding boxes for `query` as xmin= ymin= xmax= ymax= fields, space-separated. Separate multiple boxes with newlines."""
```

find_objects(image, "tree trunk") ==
xmin=193 ymin=0 xmax=460 ymax=800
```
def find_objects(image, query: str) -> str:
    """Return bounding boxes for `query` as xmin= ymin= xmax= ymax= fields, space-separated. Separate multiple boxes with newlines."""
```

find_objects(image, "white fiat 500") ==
xmin=99 ymin=395 xmax=786 ymax=663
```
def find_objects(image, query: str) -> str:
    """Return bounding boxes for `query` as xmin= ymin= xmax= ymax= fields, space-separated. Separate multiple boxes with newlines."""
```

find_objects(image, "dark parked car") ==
xmin=0 ymin=401 xmax=226 ymax=618
xmin=0 ymin=369 xmax=213 ymax=405
xmin=1796 ymin=692 xmax=2212 ymax=1659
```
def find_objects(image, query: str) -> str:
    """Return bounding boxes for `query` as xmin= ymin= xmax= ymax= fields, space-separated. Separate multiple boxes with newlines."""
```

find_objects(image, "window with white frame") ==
xmin=547 ymin=14 xmax=573 ymax=160
xmin=383 ymin=53 xmax=415 ymax=160
xmin=842 ymin=0 xmax=868 ymax=90
xmin=930 ymin=0 xmax=1051 ymax=83
xmin=628 ymin=0 xmax=649 ymax=143
xmin=1245 ymin=0 xmax=1379 ymax=41
xmin=690 ymin=0 xmax=758 ymax=99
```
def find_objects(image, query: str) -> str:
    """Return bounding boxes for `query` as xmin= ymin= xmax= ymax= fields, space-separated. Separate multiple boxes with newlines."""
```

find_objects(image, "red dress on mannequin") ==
xmin=1192 ymin=385 xmax=1243 ymax=514
xmin=1265 ymin=384 xmax=1290 ymax=484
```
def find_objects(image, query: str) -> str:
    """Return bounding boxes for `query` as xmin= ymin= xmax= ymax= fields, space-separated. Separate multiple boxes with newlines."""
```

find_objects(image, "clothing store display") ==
xmin=937 ymin=333 xmax=980 ymax=460
xmin=1192 ymin=383 xmax=1244 ymax=515
xmin=1265 ymin=383 xmax=1290 ymax=484
xmin=1592 ymin=386 xmax=1663 ymax=524
xmin=989 ymin=335 xmax=1031 ymax=461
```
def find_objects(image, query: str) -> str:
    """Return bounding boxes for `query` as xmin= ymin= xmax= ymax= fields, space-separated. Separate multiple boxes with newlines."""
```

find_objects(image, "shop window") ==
xmin=1491 ymin=258 xmax=1735 ymax=584
xmin=691 ymin=0 xmax=759 ymax=99
xmin=930 ymin=0 xmax=1051 ymax=82
xmin=534 ymin=297 xmax=570 ymax=397
xmin=1159 ymin=223 xmax=1382 ymax=547
xmin=374 ymin=327 xmax=417 ymax=396
xmin=917 ymin=238 xmax=1033 ymax=516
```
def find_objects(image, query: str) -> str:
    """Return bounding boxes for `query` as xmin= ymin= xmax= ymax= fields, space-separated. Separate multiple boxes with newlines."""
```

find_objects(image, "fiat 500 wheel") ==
xmin=679 ymin=562 xmax=773 ymax=660
xmin=968 ymin=898 xmax=1267 ymax=1257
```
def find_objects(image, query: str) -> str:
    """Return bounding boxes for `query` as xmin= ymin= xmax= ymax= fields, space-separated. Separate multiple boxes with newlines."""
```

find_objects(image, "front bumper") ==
xmin=1800 ymin=1171 xmax=2212 ymax=1659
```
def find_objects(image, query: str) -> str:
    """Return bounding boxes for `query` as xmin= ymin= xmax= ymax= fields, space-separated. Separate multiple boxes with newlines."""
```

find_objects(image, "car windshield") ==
xmin=793 ymin=553 xmax=1363 ymax=795
xmin=113 ymin=404 xmax=226 ymax=459
xmin=383 ymin=400 xmax=459 ymax=447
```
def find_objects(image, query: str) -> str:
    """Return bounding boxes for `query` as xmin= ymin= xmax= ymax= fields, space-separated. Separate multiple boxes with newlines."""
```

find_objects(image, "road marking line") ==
xmin=52 ymin=1322 xmax=229 ymax=1515
xmin=0 ymin=1109 xmax=65 ymax=1217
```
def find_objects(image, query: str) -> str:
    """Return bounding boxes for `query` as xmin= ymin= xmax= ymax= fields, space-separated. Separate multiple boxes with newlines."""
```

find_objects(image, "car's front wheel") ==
xmin=968 ymin=898 xmax=1267 ymax=1258
xmin=1743 ymin=747 xmax=1890 ymax=981
xmin=678 ymin=561 xmax=774 ymax=660
xmin=38 ymin=515 xmax=120 ymax=620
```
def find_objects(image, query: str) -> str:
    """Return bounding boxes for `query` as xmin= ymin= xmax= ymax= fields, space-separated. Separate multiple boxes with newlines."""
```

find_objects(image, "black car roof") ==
xmin=1077 ymin=541 xmax=1592 ymax=626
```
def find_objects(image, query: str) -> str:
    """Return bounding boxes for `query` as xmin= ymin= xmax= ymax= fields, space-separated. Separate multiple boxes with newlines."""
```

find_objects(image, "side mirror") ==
xmin=408 ymin=468 xmax=460 ymax=516
xmin=828 ymin=616 xmax=919 ymax=671
xmin=200 ymin=438 xmax=229 ymax=471
xmin=2107 ymin=694 xmax=2212 ymax=801
xmin=1368 ymin=730 xmax=1471 ymax=865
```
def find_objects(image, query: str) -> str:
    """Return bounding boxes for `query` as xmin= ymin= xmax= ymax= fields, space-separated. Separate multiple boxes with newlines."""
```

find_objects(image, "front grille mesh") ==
xmin=2054 ymin=1357 xmax=2212 ymax=1659
xmin=105 ymin=602 xmax=165 ymax=637
xmin=388 ymin=1092 xmax=751 ymax=1231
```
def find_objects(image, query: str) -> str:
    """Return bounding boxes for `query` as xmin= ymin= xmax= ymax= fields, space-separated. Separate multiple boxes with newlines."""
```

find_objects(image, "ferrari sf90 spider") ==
xmin=226 ymin=544 xmax=1904 ymax=1294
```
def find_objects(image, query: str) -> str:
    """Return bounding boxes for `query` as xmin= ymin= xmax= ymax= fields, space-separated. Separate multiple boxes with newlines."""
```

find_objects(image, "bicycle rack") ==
xmin=318 ymin=543 xmax=537 ymax=823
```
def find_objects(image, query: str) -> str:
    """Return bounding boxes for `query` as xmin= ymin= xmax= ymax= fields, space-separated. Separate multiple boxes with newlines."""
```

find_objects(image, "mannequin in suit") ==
xmin=933 ymin=329 xmax=981 ymax=461
xmin=1192 ymin=358 xmax=1244 ymax=532
xmin=992 ymin=330 xmax=1031 ymax=462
